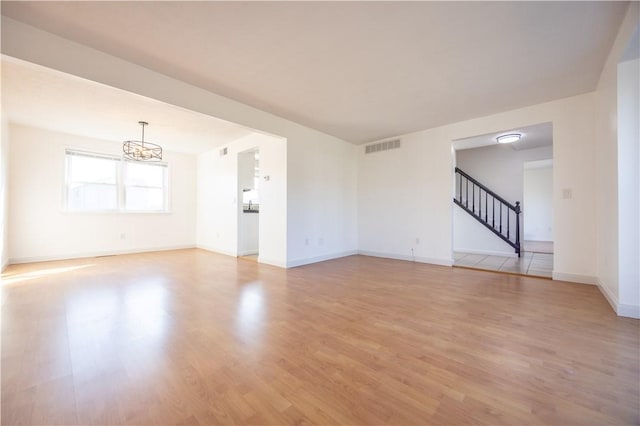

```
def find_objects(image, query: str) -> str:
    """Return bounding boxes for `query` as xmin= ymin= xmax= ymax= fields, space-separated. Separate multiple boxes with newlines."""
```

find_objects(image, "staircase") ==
xmin=453 ymin=167 xmax=521 ymax=257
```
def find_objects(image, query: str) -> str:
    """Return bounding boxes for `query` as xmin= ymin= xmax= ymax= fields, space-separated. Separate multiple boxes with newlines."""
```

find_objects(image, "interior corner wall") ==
xmin=0 ymin=115 xmax=9 ymax=270
xmin=1 ymin=17 xmax=358 ymax=269
xmin=8 ymin=124 xmax=197 ymax=263
xmin=286 ymin=131 xmax=358 ymax=267
xmin=593 ymin=2 xmax=639 ymax=317
xmin=196 ymin=132 xmax=287 ymax=267
xmin=358 ymin=92 xmax=597 ymax=280
xmin=358 ymin=127 xmax=456 ymax=266
xmin=617 ymin=57 xmax=639 ymax=317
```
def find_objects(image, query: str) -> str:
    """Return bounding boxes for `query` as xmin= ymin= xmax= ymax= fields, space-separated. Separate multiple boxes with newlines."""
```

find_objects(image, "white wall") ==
xmin=1 ymin=17 xmax=358 ymax=269
xmin=453 ymin=208 xmax=519 ymax=257
xmin=617 ymin=57 xmax=640 ymax=316
xmin=594 ymin=3 xmax=639 ymax=318
xmin=0 ymin=115 xmax=9 ymax=270
xmin=238 ymin=212 xmax=259 ymax=256
xmin=197 ymin=132 xmax=287 ymax=267
xmin=358 ymin=128 xmax=461 ymax=266
xmin=523 ymin=166 xmax=554 ymax=241
xmin=457 ymin=144 xmax=552 ymax=206
xmin=287 ymin=134 xmax=358 ymax=267
xmin=8 ymin=125 xmax=197 ymax=263
xmin=359 ymin=93 xmax=597 ymax=281
xmin=454 ymin=144 xmax=552 ymax=255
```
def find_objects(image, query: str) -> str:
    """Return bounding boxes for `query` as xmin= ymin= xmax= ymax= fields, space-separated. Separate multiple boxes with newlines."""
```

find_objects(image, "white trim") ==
xmin=597 ymin=277 xmax=640 ymax=319
xmin=238 ymin=249 xmax=258 ymax=256
xmin=617 ymin=303 xmax=640 ymax=319
xmin=8 ymin=244 xmax=196 ymax=265
xmin=258 ymin=257 xmax=287 ymax=268
xmin=358 ymin=250 xmax=453 ymax=267
xmin=597 ymin=277 xmax=618 ymax=313
xmin=196 ymin=244 xmax=237 ymax=258
xmin=1 ymin=258 xmax=8 ymax=272
xmin=60 ymin=210 xmax=174 ymax=216
xmin=454 ymin=248 xmax=518 ymax=258
xmin=551 ymin=271 xmax=598 ymax=285
xmin=286 ymin=250 xmax=358 ymax=268
xmin=194 ymin=245 xmax=287 ymax=268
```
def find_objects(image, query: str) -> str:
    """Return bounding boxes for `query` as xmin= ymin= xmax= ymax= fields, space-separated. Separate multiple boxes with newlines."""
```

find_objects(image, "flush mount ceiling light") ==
xmin=496 ymin=133 xmax=522 ymax=144
xmin=123 ymin=121 xmax=162 ymax=161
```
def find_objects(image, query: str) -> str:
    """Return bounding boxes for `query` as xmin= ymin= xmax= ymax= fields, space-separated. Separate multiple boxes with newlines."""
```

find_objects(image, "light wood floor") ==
xmin=2 ymin=249 xmax=638 ymax=425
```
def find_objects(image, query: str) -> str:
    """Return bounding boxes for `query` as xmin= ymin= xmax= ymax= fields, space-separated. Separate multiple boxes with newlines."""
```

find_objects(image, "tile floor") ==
xmin=453 ymin=251 xmax=553 ymax=278
xmin=523 ymin=240 xmax=553 ymax=254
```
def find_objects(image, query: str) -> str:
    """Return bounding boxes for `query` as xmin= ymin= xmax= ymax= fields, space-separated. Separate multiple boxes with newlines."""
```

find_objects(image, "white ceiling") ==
xmin=1 ymin=2 xmax=628 ymax=144
xmin=1 ymin=58 xmax=253 ymax=154
xmin=452 ymin=122 xmax=553 ymax=152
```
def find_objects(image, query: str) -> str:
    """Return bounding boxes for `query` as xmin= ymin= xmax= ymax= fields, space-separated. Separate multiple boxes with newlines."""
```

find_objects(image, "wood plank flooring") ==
xmin=1 ymin=249 xmax=638 ymax=425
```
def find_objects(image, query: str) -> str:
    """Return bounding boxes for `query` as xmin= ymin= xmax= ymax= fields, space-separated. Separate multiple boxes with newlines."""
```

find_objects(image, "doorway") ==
xmin=451 ymin=122 xmax=554 ymax=277
xmin=238 ymin=148 xmax=259 ymax=260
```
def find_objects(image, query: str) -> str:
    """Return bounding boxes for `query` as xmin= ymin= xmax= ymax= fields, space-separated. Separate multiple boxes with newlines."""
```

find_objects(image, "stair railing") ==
xmin=453 ymin=167 xmax=521 ymax=256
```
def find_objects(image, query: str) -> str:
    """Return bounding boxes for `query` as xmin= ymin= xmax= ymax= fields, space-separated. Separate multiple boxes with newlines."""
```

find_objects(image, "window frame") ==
xmin=64 ymin=149 xmax=170 ymax=214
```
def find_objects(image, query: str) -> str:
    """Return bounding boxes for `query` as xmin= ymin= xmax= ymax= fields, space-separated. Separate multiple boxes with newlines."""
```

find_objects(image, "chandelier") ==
xmin=123 ymin=121 xmax=162 ymax=161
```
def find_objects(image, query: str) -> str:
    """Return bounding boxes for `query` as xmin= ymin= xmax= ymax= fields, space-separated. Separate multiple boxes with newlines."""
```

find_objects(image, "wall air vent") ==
xmin=219 ymin=147 xmax=228 ymax=157
xmin=364 ymin=139 xmax=401 ymax=154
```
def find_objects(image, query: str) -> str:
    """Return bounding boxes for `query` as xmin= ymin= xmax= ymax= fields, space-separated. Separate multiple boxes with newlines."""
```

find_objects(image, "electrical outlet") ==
xmin=120 ymin=233 xmax=125 ymax=240
xmin=415 ymin=237 xmax=420 ymax=245
xmin=305 ymin=238 xmax=309 ymax=246
xmin=562 ymin=188 xmax=572 ymax=199
xmin=318 ymin=238 xmax=324 ymax=246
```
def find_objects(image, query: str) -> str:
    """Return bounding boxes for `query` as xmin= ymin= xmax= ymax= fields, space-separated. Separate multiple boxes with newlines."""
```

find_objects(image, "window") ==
xmin=124 ymin=161 xmax=167 ymax=211
xmin=66 ymin=151 xmax=119 ymax=211
xmin=65 ymin=150 xmax=168 ymax=212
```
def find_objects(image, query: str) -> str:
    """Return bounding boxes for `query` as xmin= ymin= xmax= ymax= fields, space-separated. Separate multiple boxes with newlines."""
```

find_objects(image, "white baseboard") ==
xmin=1 ymin=257 xmax=8 ymax=272
xmin=197 ymin=245 xmax=287 ymax=268
xmin=552 ymin=271 xmax=598 ymax=285
xmin=258 ymin=257 xmax=287 ymax=268
xmin=9 ymin=244 xmax=196 ymax=265
xmin=597 ymin=277 xmax=640 ymax=319
xmin=238 ymin=249 xmax=258 ymax=256
xmin=196 ymin=244 xmax=237 ymax=258
xmin=454 ymin=248 xmax=518 ymax=258
xmin=618 ymin=303 xmax=640 ymax=319
xmin=358 ymin=250 xmax=453 ymax=267
xmin=286 ymin=250 xmax=358 ymax=268
xmin=596 ymin=277 xmax=618 ymax=313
